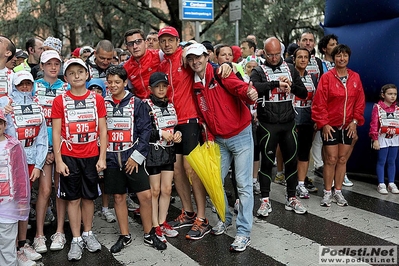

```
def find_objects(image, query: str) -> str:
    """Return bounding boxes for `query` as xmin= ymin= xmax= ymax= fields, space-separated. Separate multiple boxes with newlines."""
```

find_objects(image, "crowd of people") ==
xmin=1 ymin=25 xmax=397 ymax=266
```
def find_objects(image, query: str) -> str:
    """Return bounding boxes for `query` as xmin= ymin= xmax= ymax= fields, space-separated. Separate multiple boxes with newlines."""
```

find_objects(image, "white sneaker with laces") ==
xmin=377 ymin=184 xmax=388 ymax=195
xmin=101 ymin=210 xmax=116 ymax=223
xmin=33 ymin=235 xmax=47 ymax=253
xmin=50 ymin=232 xmax=66 ymax=251
xmin=17 ymin=250 xmax=36 ymax=266
xmin=342 ymin=175 xmax=354 ymax=187
xmin=20 ymin=243 xmax=42 ymax=261
xmin=388 ymin=183 xmax=399 ymax=194
xmin=257 ymin=198 xmax=272 ymax=217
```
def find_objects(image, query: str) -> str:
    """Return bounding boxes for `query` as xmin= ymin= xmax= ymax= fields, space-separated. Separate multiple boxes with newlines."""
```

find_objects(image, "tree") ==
xmin=0 ymin=0 xmax=325 ymax=54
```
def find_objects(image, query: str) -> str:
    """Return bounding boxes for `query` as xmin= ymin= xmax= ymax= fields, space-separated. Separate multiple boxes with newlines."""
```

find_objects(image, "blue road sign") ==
xmin=181 ymin=0 xmax=214 ymax=21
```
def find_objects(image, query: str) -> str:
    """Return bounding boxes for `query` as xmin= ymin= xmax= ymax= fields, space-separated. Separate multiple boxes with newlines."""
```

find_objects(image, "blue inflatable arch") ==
xmin=322 ymin=0 xmax=399 ymax=175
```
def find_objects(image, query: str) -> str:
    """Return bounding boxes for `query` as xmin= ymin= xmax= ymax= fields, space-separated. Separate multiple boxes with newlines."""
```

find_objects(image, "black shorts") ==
xmin=174 ymin=121 xmax=200 ymax=155
xmin=322 ymin=127 xmax=353 ymax=146
xmin=296 ymin=125 xmax=314 ymax=161
xmin=58 ymin=155 xmax=100 ymax=201
xmin=103 ymin=164 xmax=150 ymax=194
xmin=146 ymin=163 xmax=174 ymax=175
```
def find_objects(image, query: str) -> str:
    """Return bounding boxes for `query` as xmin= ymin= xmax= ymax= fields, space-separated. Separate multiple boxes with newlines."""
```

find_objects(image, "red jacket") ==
xmin=193 ymin=63 xmax=255 ymax=140
xmin=312 ymin=68 xmax=365 ymax=129
xmin=124 ymin=49 xmax=162 ymax=99
xmin=158 ymin=47 xmax=200 ymax=124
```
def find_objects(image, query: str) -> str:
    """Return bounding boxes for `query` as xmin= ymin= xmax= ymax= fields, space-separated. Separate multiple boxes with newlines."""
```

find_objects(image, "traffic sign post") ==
xmin=229 ymin=0 xmax=242 ymax=46
xmin=180 ymin=0 xmax=214 ymax=42
xmin=180 ymin=0 xmax=214 ymax=21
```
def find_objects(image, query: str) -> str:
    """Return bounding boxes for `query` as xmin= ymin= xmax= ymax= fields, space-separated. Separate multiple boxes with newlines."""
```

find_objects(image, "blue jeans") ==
xmin=215 ymin=124 xmax=254 ymax=237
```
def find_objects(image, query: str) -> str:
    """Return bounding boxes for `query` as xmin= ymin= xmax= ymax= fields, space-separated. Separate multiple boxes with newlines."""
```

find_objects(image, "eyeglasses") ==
xmin=265 ymin=53 xmax=281 ymax=59
xmin=82 ymin=49 xmax=91 ymax=53
xmin=126 ymin=39 xmax=144 ymax=47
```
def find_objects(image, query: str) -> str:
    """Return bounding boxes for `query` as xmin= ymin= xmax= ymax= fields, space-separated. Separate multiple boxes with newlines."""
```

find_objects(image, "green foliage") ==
xmin=0 ymin=0 xmax=325 ymax=55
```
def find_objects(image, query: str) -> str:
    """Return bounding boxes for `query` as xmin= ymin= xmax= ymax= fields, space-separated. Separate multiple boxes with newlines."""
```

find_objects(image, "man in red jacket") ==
xmin=157 ymin=26 xmax=210 ymax=240
xmin=123 ymin=29 xmax=164 ymax=99
xmin=185 ymin=43 xmax=257 ymax=252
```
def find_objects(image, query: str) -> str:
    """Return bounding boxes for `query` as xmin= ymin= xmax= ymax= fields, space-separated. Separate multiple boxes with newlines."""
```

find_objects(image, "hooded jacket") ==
xmin=193 ymin=63 xmax=255 ymax=140
xmin=312 ymin=68 xmax=365 ymax=129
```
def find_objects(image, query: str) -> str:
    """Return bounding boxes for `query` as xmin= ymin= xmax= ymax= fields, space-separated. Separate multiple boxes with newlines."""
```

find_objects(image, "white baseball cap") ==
xmin=63 ymin=58 xmax=88 ymax=75
xmin=13 ymin=71 xmax=34 ymax=86
xmin=41 ymin=50 xmax=61 ymax=63
xmin=184 ymin=43 xmax=208 ymax=58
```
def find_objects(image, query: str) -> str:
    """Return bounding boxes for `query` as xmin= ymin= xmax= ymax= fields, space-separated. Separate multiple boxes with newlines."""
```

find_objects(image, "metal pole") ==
xmin=195 ymin=21 xmax=200 ymax=42
xmin=235 ymin=20 xmax=239 ymax=46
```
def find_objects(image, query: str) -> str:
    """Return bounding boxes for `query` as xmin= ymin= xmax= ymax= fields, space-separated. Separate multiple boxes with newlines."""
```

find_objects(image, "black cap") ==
xmin=287 ymin=43 xmax=299 ymax=56
xmin=149 ymin=72 xmax=169 ymax=87
xmin=15 ymin=49 xmax=28 ymax=59
xmin=201 ymin=41 xmax=214 ymax=53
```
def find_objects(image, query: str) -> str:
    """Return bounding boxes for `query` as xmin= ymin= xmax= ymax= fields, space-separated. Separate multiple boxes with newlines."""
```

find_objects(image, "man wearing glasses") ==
xmin=250 ymin=37 xmax=308 ymax=217
xmin=123 ymin=29 xmax=163 ymax=99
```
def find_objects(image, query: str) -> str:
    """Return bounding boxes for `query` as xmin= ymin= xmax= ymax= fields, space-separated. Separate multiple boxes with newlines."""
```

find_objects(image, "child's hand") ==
xmin=46 ymin=152 xmax=54 ymax=165
xmin=125 ymin=158 xmax=139 ymax=175
xmin=372 ymin=140 xmax=380 ymax=150
xmin=96 ymin=158 xmax=106 ymax=173
xmin=161 ymin=130 xmax=174 ymax=142
xmin=30 ymin=168 xmax=41 ymax=182
xmin=173 ymin=131 xmax=182 ymax=143
xmin=56 ymin=162 xmax=70 ymax=176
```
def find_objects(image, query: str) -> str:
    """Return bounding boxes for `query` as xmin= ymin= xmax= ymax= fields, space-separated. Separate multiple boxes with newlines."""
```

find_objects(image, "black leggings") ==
xmin=257 ymin=120 xmax=298 ymax=198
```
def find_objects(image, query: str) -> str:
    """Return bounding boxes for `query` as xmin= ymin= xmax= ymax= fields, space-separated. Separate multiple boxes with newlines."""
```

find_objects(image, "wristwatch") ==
xmin=352 ymin=119 xmax=358 ymax=125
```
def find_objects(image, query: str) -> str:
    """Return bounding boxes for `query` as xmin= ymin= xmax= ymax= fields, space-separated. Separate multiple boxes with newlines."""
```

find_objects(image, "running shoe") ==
xmin=101 ymin=210 xmax=116 ymax=223
xmin=332 ymin=191 xmax=348 ymax=206
xmin=253 ymin=181 xmax=261 ymax=194
xmin=17 ymin=250 xmax=36 ymax=266
xmin=321 ymin=190 xmax=333 ymax=207
xmin=44 ymin=210 xmax=55 ymax=225
xmin=168 ymin=210 xmax=196 ymax=229
xmin=67 ymin=240 xmax=84 ymax=261
xmin=155 ymin=226 xmax=167 ymax=243
xmin=285 ymin=197 xmax=307 ymax=214
xmin=304 ymin=176 xmax=318 ymax=192
xmin=111 ymin=234 xmax=132 ymax=253
xmin=388 ymin=183 xmax=399 ymax=194
xmin=296 ymin=184 xmax=310 ymax=199
xmin=20 ymin=243 xmax=42 ymax=261
xmin=82 ymin=234 xmax=101 ymax=252
xmin=50 ymin=232 xmax=66 ymax=251
xmin=186 ymin=218 xmax=211 ymax=240
xmin=33 ymin=235 xmax=47 ymax=253
xmin=160 ymin=221 xmax=179 ymax=238
xmin=342 ymin=175 xmax=354 ymax=187
xmin=211 ymin=220 xmax=232 ymax=236
xmin=230 ymin=236 xmax=250 ymax=252
xmin=274 ymin=173 xmax=286 ymax=186
xmin=377 ymin=184 xmax=388 ymax=195
xmin=256 ymin=198 xmax=272 ymax=217
xmin=144 ymin=228 xmax=167 ymax=250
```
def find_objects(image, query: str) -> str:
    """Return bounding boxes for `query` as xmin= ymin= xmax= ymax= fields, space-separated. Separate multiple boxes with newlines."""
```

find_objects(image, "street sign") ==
xmin=229 ymin=0 xmax=242 ymax=22
xmin=180 ymin=0 xmax=214 ymax=21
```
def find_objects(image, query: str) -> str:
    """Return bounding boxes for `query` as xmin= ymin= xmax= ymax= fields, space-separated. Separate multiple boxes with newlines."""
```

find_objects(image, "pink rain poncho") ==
xmin=0 ymin=135 xmax=30 ymax=221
